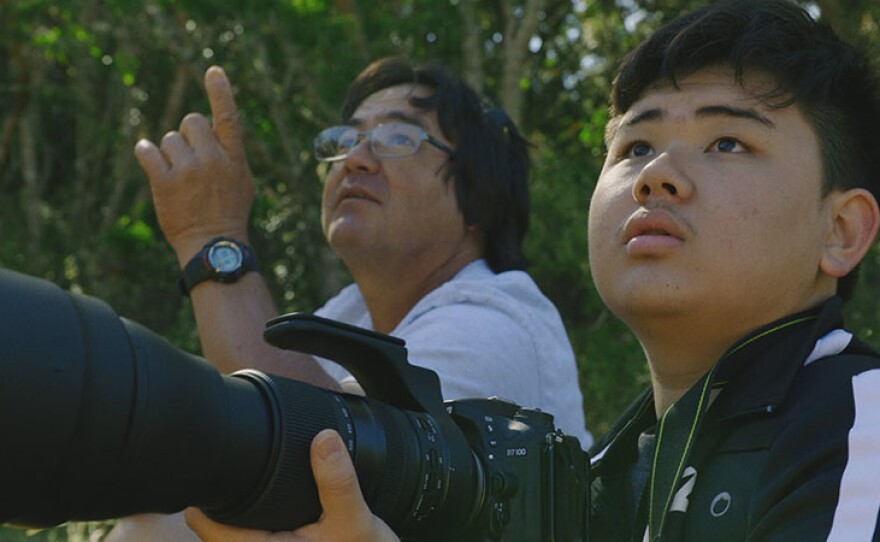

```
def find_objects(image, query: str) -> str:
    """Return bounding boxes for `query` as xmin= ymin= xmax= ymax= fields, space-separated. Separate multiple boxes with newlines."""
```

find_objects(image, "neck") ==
xmin=350 ymin=250 xmax=481 ymax=334
xmin=629 ymin=291 xmax=836 ymax=416
xmin=632 ymin=310 xmax=759 ymax=415
xmin=642 ymin=336 xmax=727 ymax=416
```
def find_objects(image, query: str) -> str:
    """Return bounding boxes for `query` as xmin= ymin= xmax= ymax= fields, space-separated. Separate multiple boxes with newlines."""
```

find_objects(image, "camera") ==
xmin=0 ymin=268 xmax=589 ymax=541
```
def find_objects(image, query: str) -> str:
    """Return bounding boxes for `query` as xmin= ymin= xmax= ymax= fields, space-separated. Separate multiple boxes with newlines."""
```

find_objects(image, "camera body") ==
xmin=444 ymin=398 xmax=590 ymax=541
xmin=259 ymin=313 xmax=590 ymax=541
xmin=0 ymin=269 xmax=589 ymax=541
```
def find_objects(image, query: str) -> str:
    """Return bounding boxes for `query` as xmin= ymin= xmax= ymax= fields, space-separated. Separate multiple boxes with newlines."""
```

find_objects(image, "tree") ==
xmin=0 ymin=1 xmax=876 ymax=539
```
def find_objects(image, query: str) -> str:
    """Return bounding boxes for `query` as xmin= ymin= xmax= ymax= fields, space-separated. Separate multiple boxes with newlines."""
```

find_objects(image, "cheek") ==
xmin=421 ymin=187 xmax=464 ymax=232
xmin=589 ymin=178 xmax=628 ymax=235
xmin=319 ymin=177 xmax=337 ymax=230
xmin=323 ymin=163 xmax=347 ymax=197
xmin=396 ymin=163 xmax=454 ymax=210
xmin=588 ymin=195 xmax=619 ymax=274
xmin=711 ymin=192 xmax=815 ymax=272
xmin=435 ymin=178 xmax=459 ymax=210
xmin=323 ymin=165 xmax=344 ymax=193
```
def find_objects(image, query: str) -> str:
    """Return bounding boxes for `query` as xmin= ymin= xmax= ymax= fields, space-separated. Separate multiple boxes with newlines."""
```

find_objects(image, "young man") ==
xmin=585 ymin=1 xmax=880 ymax=539
xmin=184 ymin=1 xmax=880 ymax=540
xmin=108 ymin=58 xmax=590 ymax=541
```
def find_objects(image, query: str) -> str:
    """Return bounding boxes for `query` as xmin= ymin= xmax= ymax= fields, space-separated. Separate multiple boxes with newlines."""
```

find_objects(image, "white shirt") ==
xmin=315 ymin=259 xmax=592 ymax=447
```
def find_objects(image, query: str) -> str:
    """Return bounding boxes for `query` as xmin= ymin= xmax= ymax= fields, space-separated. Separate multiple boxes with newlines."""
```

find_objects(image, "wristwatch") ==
xmin=179 ymin=237 xmax=258 ymax=296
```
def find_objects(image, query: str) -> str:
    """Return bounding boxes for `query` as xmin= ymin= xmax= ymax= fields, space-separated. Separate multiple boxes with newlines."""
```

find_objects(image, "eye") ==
xmin=621 ymin=141 xmax=653 ymax=159
xmin=336 ymin=128 xmax=361 ymax=150
xmin=387 ymin=131 xmax=417 ymax=147
xmin=377 ymin=123 xmax=420 ymax=150
xmin=708 ymin=137 xmax=748 ymax=153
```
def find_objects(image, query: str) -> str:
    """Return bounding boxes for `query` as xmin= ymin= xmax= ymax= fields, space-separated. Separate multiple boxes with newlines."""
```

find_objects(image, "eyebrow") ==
xmin=348 ymin=110 xmax=427 ymax=129
xmin=696 ymin=105 xmax=775 ymax=127
xmin=622 ymin=105 xmax=775 ymax=129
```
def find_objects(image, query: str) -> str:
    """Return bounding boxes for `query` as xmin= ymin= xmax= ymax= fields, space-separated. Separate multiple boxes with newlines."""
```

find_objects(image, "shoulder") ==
xmin=403 ymin=260 xmax=570 ymax=346
xmin=392 ymin=262 xmax=589 ymax=443
xmin=771 ymin=348 xmax=880 ymax=471
xmin=314 ymin=283 xmax=368 ymax=326
xmin=397 ymin=270 xmax=575 ymax=369
xmin=396 ymin=302 xmax=540 ymax=366
xmin=747 ymin=347 xmax=880 ymax=540
xmin=787 ymin=345 xmax=880 ymax=421
xmin=762 ymin=338 xmax=880 ymax=460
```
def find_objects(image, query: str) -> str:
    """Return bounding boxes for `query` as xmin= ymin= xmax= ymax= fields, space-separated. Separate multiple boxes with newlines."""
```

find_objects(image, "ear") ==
xmin=819 ymin=188 xmax=880 ymax=278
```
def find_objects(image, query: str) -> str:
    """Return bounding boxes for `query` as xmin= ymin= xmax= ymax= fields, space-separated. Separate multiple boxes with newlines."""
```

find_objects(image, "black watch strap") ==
xmin=179 ymin=237 xmax=258 ymax=296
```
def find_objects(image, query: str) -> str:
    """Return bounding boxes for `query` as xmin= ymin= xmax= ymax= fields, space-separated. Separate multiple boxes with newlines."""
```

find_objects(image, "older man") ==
xmin=108 ymin=58 xmax=590 ymax=541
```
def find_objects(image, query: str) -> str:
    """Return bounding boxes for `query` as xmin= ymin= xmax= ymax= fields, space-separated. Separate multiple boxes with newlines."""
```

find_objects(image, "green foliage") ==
xmin=0 ymin=1 xmax=877 ymax=537
xmin=527 ymin=138 xmax=650 ymax=435
xmin=0 ymin=522 xmax=113 ymax=542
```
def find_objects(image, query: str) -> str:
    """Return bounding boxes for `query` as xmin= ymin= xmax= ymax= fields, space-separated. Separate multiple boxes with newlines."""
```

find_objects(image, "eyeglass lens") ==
xmin=314 ymin=123 xmax=426 ymax=161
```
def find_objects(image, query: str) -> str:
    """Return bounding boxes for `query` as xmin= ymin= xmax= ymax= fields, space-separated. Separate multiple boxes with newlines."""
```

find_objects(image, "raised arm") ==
xmin=134 ymin=65 xmax=337 ymax=389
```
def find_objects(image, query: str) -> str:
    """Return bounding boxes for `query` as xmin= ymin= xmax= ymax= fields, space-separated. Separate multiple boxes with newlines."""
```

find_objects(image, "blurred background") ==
xmin=1 ymin=0 xmax=877 ymax=539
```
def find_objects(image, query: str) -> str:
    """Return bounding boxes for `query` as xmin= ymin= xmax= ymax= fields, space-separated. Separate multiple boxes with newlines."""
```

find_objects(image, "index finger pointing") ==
xmin=204 ymin=65 xmax=245 ymax=159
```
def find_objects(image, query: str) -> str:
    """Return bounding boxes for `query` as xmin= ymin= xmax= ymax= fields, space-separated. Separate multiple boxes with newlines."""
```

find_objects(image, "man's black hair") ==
xmin=340 ymin=57 xmax=530 ymax=273
xmin=608 ymin=0 xmax=880 ymax=301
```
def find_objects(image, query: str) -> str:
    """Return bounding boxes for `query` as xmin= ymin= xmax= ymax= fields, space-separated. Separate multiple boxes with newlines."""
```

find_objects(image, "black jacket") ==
xmin=589 ymin=298 xmax=880 ymax=541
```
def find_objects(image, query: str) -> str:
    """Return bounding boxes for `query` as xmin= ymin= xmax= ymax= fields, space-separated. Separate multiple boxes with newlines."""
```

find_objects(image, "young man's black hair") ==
xmin=606 ymin=0 xmax=880 ymax=300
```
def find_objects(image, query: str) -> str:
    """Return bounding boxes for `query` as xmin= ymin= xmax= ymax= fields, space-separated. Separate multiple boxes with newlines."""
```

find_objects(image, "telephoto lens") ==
xmin=0 ymin=269 xmax=481 ymax=537
xmin=0 ymin=269 xmax=590 ymax=541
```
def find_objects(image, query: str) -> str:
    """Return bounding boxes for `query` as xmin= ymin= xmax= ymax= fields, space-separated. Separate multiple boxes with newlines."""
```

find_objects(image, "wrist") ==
xmin=178 ymin=236 xmax=258 ymax=296
xmin=172 ymin=232 xmax=250 ymax=269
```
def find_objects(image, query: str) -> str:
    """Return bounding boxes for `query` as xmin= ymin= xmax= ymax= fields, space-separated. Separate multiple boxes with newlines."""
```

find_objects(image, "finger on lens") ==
xmin=311 ymin=430 xmax=367 ymax=515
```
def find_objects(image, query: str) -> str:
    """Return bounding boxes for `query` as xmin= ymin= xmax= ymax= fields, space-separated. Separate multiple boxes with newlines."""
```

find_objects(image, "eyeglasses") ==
xmin=313 ymin=122 xmax=455 ymax=162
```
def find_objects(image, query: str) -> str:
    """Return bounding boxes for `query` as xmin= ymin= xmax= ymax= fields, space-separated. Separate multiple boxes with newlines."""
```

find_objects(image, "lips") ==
xmin=336 ymin=182 xmax=380 ymax=206
xmin=622 ymin=209 xmax=687 ymax=246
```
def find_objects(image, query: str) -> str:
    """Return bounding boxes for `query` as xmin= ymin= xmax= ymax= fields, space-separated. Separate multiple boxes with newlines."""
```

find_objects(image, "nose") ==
xmin=632 ymin=151 xmax=694 ymax=204
xmin=342 ymin=133 xmax=380 ymax=173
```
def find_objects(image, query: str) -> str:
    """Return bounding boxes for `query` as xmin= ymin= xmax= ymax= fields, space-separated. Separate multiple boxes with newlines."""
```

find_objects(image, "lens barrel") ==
xmin=0 ymin=269 xmax=273 ymax=524
xmin=0 ymin=269 xmax=481 ymax=537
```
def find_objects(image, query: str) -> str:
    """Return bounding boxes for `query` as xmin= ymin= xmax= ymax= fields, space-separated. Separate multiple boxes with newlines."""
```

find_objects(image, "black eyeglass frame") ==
xmin=313 ymin=122 xmax=455 ymax=163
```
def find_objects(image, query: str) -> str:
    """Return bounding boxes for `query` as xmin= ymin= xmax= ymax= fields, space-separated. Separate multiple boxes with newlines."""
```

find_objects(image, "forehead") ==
xmin=607 ymin=67 xmax=798 ymax=141
xmin=644 ymin=68 xmax=772 ymax=110
xmin=349 ymin=84 xmax=438 ymax=128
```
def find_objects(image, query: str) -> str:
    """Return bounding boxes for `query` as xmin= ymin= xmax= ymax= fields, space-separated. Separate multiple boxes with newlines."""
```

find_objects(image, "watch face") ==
xmin=208 ymin=242 xmax=243 ymax=273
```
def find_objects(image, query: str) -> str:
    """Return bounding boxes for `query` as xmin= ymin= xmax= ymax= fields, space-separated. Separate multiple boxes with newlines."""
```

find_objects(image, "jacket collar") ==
xmin=590 ymin=297 xmax=853 ymax=541
xmin=591 ymin=297 xmax=846 ymax=472
xmin=710 ymin=296 xmax=845 ymax=420
xmin=590 ymin=387 xmax=655 ymax=471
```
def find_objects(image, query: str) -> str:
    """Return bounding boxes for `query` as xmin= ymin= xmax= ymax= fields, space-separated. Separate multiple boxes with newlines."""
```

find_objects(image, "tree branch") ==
xmin=499 ymin=0 xmax=544 ymax=127
xmin=458 ymin=0 xmax=485 ymax=93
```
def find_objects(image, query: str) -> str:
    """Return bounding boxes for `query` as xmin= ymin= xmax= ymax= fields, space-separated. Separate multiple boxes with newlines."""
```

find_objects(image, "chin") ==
xmin=604 ymin=285 xmax=702 ymax=321
xmin=328 ymin=234 xmax=365 ymax=254
xmin=326 ymin=219 xmax=370 ymax=244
